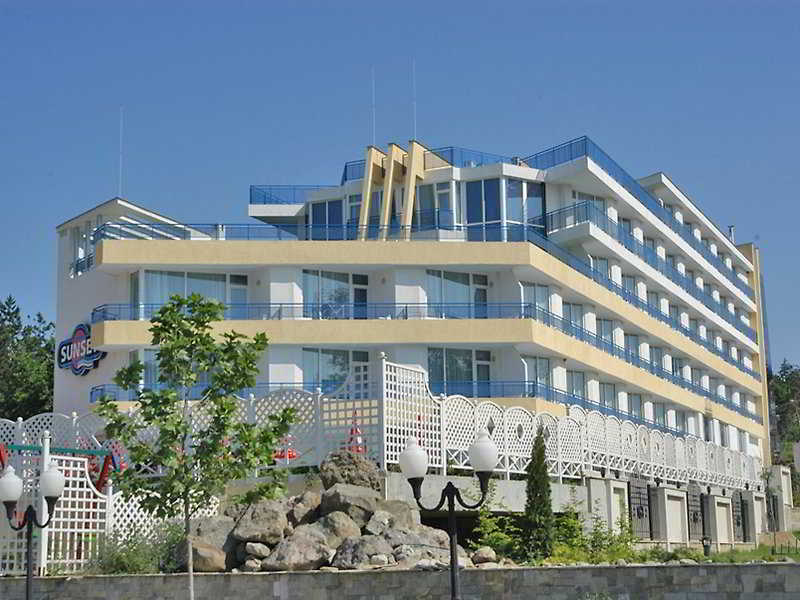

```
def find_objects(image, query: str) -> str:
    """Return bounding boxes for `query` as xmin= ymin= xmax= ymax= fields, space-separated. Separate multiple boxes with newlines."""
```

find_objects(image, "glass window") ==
xmin=130 ymin=272 xmax=139 ymax=306
xmin=427 ymin=347 xmax=444 ymax=382
xmin=187 ymin=273 xmax=226 ymax=303
xmin=650 ymin=346 xmax=664 ymax=370
xmin=676 ymin=411 xmax=687 ymax=432
xmin=525 ymin=182 xmax=545 ymax=223
xmin=622 ymin=275 xmax=635 ymax=293
xmin=446 ymin=349 xmax=473 ymax=382
xmin=628 ymin=393 xmax=642 ymax=418
xmin=625 ymin=334 xmax=639 ymax=356
xmin=672 ymin=357 xmax=684 ymax=377
xmin=647 ymin=291 xmax=659 ymax=307
xmin=600 ymin=383 xmax=616 ymax=408
xmin=348 ymin=194 xmax=362 ymax=224
xmin=466 ymin=181 xmax=483 ymax=224
xmin=417 ymin=184 xmax=436 ymax=227
xmin=644 ymin=237 xmax=656 ymax=250
xmin=483 ymin=179 xmax=500 ymax=222
xmin=506 ymin=179 xmax=523 ymax=222
xmin=654 ymin=403 xmax=666 ymax=425
xmin=352 ymin=273 xmax=368 ymax=286
xmin=620 ymin=218 xmax=632 ymax=234
xmin=594 ymin=258 xmax=609 ymax=277
xmin=739 ymin=430 xmax=747 ymax=452
xmin=563 ymin=303 xmax=583 ymax=328
xmin=144 ymin=270 xmax=184 ymax=304
xmin=436 ymin=183 xmax=452 ymax=226
xmin=303 ymin=348 xmax=350 ymax=388
xmin=327 ymin=199 xmax=343 ymax=225
xmin=524 ymin=356 xmax=550 ymax=386
xmin=567 ymin=371 xmax=585 ymax=398
xmin=143 ymin=349 xmax=159 ymax=387
xmin=522 ymin=283 xmax=550 ymax=313
xmin=669 ymin=304 xmax=679 ymax=322
xmin=597 ymin=319 xmax=613 ymax=343
xmin=666 ymin=255 xmax=676 ymax=268
xmin=311 ymin=202 xmax=327 ymax=225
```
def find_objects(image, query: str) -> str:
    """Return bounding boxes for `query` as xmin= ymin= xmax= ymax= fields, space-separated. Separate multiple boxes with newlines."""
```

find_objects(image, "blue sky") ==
xmin=1 ymin=1 xmax=798 ymax=365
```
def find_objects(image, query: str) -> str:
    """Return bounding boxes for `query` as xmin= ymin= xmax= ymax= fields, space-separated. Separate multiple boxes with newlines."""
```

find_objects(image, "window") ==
xmin=563 ymin=303 xmax=583 ymax=328
xmin=720 ymin=425 xmax=729 ymax=448
xmin=522 ymin=283 xmax=550 ymax=316
xmin=303 ymin=348 xmax=360 ymax=390
xmin=428 ymin=348 xmax=490 ymax=397
xmin=597 ymin=319 xmax=613 ymax=346
xmin=624 ymin=334 xmax=639 ymax=358
xmin=647 ymin=291 xmax=659 ymax=307
xmin=348 ymin=194 xmax=361 ymax=225
xmin=692 ymin=368 xmax=702 ymax=389
xmin=416 ymin=185 xmax=436 ymax=228
xmin=187 ymin=273 xmax=226 ymax=303
xmin=524 ymin=356 xmax=550 ymax=389
xmin=620 ymin=218 xmax=632 ymax=234
xmin=574 ymin=191 xmax=605 ymax=214
xmin=567 ymin=371 xmax=585 ymax=398
xmin=666 ymin=255 xmax=676 ymax=268
xmin=228 ymin=274 xmax=249 ymax=319
xmin=505 ymin=179 xmax=524 ymax=222
xmin=526 ymin=182 xmax=545 ymax=224
xmin=644 ymin=237 xmax=656 ymax=250
xmin=628 ymin=393 xmax=642 ymax=418
xmin=672 ymin=357 xmax=685 ymax=378
xmin=302 ymin=270 xmax=367 ymax=318
xmin=426 ymin=270 xmax=486 ymax=318
xmin=622 ymin=275 xmax=635 ymax=294
xmin=675 ymin=411 xmax=687 ymax=432
xmin=669 ymin=304 xmax=680 ymax=323
xmin=600 ymin=383 xmax=616 ymax=408
xmin=466 ymin=179 xmax=501 ymax=240
xmin=654 ymin=403 xmax=666 ymax=426
xmin=689 ymin=318 xmax=699 ymax=333
xmin=143 ymin=271 xmax=244 ymax=308
xmin=739 ymin=430 xmax=747 ymax=452
xmin=650 ymin=346 xmax=664 ymax=370
xmin=310 ymin=198 xmax=344 ymax=239
xmin=594 ymin=257 xmax=609 ymax=278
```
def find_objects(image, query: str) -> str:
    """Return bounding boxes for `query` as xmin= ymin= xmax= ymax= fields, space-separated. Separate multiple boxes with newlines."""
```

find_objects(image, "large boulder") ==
xmin=319 ymin=450 xmax=383 ymax=491
xmin=287 ymin=491 xmax=321 ymax=526
xmin=375 ymin=500 xmax=421 ymax=529
xmin=331 ymin=535 xmax=394 ymax=570
xmin=260 ymin=528 xmax=332 ymax=572
xmin=471 ymin=546 xmax=497 ymax=564
xmin=231 ymin=499 xmax=288 ymax=545
xmin=294 ymin=511 xmax=361 ymax=549
xmin=320 ymin=483 xmax=381 ymax=526
xmin=175 ymin=537 xmax=227 ymax=572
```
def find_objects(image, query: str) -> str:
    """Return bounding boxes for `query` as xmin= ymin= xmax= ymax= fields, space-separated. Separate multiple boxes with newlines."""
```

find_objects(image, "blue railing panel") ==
xmin=249 ymin=185 xmax=333 ymax=205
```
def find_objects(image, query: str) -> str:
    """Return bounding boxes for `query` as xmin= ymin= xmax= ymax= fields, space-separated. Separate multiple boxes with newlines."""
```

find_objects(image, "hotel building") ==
xmin=55 ymin=135 xmax=786 ymax=540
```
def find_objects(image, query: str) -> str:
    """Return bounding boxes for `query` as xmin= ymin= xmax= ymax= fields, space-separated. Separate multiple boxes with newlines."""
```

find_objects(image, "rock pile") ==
xmin=180 ymin=452 xmax=508 ymax=573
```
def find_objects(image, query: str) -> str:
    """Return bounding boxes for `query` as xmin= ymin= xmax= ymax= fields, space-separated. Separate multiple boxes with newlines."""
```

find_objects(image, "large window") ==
xmin=466 ymin=179 xmax=502 ymax=241
xmin=302 ymin=348 xmax=368 ymax=390
xmin=650 ymin=346 xmax=664 ymax=370
xmin=143 ymin=271 xmax=245 ymax=309
xmin=426 ymin=270 xmax=486 ymax=318
xmin=428 ymin=347 xmax=491 ymax=397
xmin=567 ymin=370 xmax=586 ymax=398
xmin=521 ymin=283 xmax=550 ymax=317
xmin=524 ymin=356 xmax=550 ymax=390
xmin=624 ymin=334 xmax=639 ymax=359
xmin=597 ymin=318 xmax=613 ymax=346
xmin=654 ymin=403 xmax=666 ymax=426
xmin=600 ymin=382 xmax=616 ymax=408
xmin=628 ymin=393 xmax=642 ymax=418
xmin=413 ymin=182 xmax=453 ymax=229
xmin=563 ymin=302 xmax=584 ymax=329
xmin=573 ymin=191 xmax=605 ymax=215
xmin=302 ymin=270 xmax=367 ymax=318
xmin=526 ymin=182 xmax=545 ymax=225
xmin=310 ymin=198 xmax=344 ymax=240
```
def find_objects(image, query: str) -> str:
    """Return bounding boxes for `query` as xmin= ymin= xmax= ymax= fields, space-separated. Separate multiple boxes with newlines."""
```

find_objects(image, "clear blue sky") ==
xmin=1 ymin=1 xmax=798 ymax=366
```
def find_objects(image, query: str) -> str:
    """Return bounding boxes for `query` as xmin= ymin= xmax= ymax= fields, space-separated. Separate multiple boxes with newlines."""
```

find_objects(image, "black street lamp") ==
xmin=399 ymin=428 xmax=499 ymax=600
xmin=0 ymin=453 xmax=65 ymax=600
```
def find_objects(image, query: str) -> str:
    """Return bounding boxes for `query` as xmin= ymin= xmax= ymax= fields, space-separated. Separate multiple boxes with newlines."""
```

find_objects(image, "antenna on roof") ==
xmin=412 ymin=58 xmax=417 ymax=140
xmin=371 ymin=66 xmax=376 ymax=147
xmin=117 ymin=105 xmax=124 ymax=198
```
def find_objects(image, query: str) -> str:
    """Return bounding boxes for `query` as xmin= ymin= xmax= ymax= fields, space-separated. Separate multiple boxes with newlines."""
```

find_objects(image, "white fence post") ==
xmin=315 ymin=387 xmax=324 ymax=465
xmin=105 ymin=479 xmax=115 ymax=536
xmin=37 ymin=430 xmax=51 ymax=575
xmin=377 ymin=354 xmax=388 ymax=472
xmin=439 ymin=394 xmax=447 ymax=476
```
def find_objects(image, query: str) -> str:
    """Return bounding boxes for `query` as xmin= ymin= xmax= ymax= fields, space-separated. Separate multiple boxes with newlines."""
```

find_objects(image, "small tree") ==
xmin=520 ymin=425 xmax=554 ymax=560
xmin=96 ymin=294 xmax=294 ymax=537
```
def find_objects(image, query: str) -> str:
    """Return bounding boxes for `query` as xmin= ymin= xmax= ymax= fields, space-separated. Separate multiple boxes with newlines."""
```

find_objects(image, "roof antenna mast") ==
xmin=412 ymin=58 xmax=417 ymax=140
xmin=118 ymin=105 xmax=124 ymax=198
xmin=371 ymin=66 xmax=376 ymax=147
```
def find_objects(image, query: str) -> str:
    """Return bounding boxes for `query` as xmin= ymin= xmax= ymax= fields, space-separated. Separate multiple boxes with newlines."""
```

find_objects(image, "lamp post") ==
xmin=399 ymin=429 xmax=498 ymax=600
xmin=0 ymin=444 xmax=65 ymax=600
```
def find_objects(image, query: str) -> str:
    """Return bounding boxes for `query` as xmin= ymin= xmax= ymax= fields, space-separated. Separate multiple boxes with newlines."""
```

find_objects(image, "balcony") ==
xmin=538 ymin=200 xmax=758 ymax=343
xmin=524 ymin=136 xmax=755 ymax=301
xmin=89 ymin=381 xmax=341 ymax=404
xmin=249 ymin=185 xmax=333 ymax=205
xmin=90 ymin=300 xmax=763 ymax=424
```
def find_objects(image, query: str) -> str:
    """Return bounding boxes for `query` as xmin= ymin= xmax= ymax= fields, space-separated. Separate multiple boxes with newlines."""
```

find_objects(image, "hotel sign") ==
xmin=57 ymin=323 xmax=106 ymax=376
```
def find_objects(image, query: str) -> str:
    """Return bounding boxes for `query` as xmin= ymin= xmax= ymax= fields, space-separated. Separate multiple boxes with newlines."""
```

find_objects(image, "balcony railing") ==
xmin=249 ymin=185 xmax=333 ymax=204
xmin=537 ymin=200 xmax=758 ymax=343
xmin=91 ymin=300 xmax=762 ymax=423
xmin=523 ymin=136 xmax=755 ymax=300
xmin=424 ymin=146 xmax=516 ymax=170
xmin=89 ymin=381 xmax=342 ymax=403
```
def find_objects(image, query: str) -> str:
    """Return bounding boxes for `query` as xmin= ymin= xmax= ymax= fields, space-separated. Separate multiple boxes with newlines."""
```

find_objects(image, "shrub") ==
xmin=468 ymin=480 xmax=521 ymax=558
xmin=88 ymin=522 xmax=184 ymax=574
xmin=520 ymin=425 xmax=554 ymax=560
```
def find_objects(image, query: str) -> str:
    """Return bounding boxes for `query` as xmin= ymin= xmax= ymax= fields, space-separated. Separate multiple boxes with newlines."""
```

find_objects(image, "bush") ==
xmin=88 ymin=522 xmax=184 ymax=574
xmin=467 ymin=479 xmax=521 ymax=558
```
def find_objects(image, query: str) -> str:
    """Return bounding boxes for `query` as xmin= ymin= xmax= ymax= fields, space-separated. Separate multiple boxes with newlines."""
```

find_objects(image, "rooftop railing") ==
xmin=424 ymin=146 xmax=517 ymax=170
xmin=249 ymin=185 xmax=333 ymax=204
xmin=340 ymin=160 xmax=366 ymax=185
xmin=523 ymin=136 xmax=755 ymax=301
xmin=539 ymin=200 xmax=758 ymax=343
xmin=91 ymin=300 xmax=761 ymax=423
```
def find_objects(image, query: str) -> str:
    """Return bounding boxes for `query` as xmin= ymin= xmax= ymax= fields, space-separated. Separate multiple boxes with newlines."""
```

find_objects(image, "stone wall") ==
xmin=2 ymin=564 xmax=799 ymax=600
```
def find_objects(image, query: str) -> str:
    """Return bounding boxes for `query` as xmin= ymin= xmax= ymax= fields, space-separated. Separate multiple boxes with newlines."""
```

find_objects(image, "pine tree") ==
xmin=521 ymin=424 xmax=554 ymax=560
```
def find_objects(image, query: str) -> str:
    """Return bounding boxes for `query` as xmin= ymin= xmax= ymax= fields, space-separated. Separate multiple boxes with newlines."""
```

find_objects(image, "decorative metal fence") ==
xmin=0 ymin=355 xmax=762 ymax=574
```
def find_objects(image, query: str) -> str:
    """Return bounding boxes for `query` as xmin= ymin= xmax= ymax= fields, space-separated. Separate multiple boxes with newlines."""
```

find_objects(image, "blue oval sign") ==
xmin=57 ymin=323 xmax=106 ymax=376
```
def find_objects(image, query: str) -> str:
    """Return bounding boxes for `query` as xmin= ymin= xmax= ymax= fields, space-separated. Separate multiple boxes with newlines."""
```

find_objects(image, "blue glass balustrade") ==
xmin=89 ymin=381 xmax=343 ymax=404
xmin=249 ymin=185 xmax=332 ymax=204
xmin=537 ymin=200 xmax=757 ymax=342
xmin=91 ymin=300 xmax=761 ymax=424
xmin=523 ymin=136 xmax=755 ymax=300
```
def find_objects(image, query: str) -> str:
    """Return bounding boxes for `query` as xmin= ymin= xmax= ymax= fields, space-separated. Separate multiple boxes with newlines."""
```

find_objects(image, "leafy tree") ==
xmin=768 ymin=361 xmax=800 ymax=503
xmin=0 ymin=295 xmax=54 ymax=418
xmin=96 ymin=294 xmax=294 ymax=537
xmin=520 ymin=425 xmax=554 ymax=560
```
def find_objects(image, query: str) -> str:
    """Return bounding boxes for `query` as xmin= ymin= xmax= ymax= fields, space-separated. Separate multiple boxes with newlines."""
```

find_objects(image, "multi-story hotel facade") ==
xmin=55 ymin=137 xmax=770 ymax=460
xmin=55 ymin=135 xmax=788 ymax=541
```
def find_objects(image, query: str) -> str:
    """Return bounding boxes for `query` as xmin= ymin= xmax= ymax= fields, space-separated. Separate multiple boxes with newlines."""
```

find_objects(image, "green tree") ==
xmin=0 ymin=295 xmax=54 ymax=418
xmin=96 ymin=294 xmax=294 ymax=537
xmin=520 ymin=425 xmax=554 ymax=560
xmin=768 ymin=361 xmax=800 ymax=503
